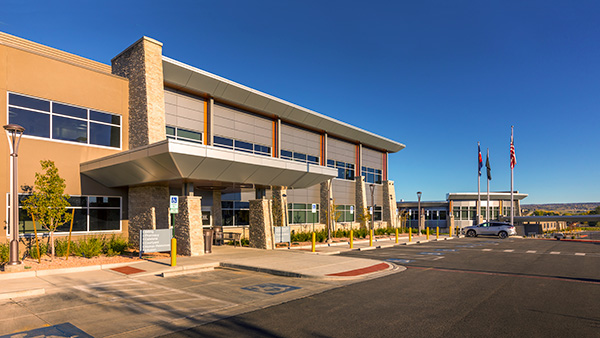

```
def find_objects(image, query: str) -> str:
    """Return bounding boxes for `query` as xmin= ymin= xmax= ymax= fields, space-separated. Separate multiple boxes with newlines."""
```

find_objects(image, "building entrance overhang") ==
xmin=80 ymin=139 xmax=337 ymax=188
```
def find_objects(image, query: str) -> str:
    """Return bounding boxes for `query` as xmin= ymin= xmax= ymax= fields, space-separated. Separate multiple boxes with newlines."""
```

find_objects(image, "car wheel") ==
xmin=467 ymin=230 xmax=476 ymax=237
xmin=498 ymin=231 xmax=508 ymax=239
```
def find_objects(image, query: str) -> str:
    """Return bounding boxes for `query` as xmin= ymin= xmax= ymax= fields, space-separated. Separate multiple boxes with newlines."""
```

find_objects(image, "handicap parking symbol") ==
xmin=419 ymin=252 xmax=444 ymax=256
xmin=386 ymin=258 xmax=415 ymax=264
xmin=435 ymin=249 xmax=457 ymax=252
xmin=242 ymin=283 xmax=301 ymax=295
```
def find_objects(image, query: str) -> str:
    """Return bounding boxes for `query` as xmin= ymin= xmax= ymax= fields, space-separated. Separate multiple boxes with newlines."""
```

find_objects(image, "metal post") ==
xmin=370 ymin=184 xmax=375 ymax=233
xmin=417 ymin=191 xmax=422 ymax=237
xmin=4 ymin=124 xmax=24 ymax=267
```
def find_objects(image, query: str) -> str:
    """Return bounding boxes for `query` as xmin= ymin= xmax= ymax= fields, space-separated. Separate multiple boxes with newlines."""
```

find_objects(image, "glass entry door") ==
xmin=201 ymin=207 xmax=212 ymax=228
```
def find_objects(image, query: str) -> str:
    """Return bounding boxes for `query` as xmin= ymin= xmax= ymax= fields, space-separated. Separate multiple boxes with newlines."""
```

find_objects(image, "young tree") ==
xmin=22 ymin=160 xmax=72 ymax=259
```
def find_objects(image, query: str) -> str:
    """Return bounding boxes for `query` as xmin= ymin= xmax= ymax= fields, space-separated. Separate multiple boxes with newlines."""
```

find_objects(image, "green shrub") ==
xmin=0 ymin=242 xmax=8 ymax=264
xmin=28 ymin=241 xmax=49 ymax=260
xmin=54 ymin=238 xmax=74 ymax=257
xmin=104 ymin=235 xmax=129 ymax=256
xmin=73 ymin=236 xmax=104 ymax=258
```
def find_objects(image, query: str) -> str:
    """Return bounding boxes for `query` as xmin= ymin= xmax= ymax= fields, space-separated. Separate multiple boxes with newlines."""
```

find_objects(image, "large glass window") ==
xmin=327 ymin=160 xmax=355 ymax=181
xmin=166 ymin=125 xmax=203 ymax=144
xmin=8 ymin=93 xmax=121 ymax=148
xmin=334 ymin=205 xmax=355 ymax=222
xmin=213 ymin=135 xmax=271 ymax=157
xmin=361 ymin=166 xmax=382 ymax=184
xmin=288 ymin=203 xmax=319 ymax=224
xmin=8 ymin=195 xmax=121 ymax=235
xmin=369 ymin=205 xmax=382 ymax=221
xmin=281 ymin=149 xmax=319 ymax=165
xmin=221 ymin=201 xmax=249 ymax=226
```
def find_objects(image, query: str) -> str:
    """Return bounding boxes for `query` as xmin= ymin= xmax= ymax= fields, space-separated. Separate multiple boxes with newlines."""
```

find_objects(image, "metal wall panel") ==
xmin=213 ymin=103 xmax=272 ymax=147
xmin=332 ymin=179 xmax=354 ymax=205
xmin=362 ymin=147 xmax=382 ymax=170
xmin=280 ymin=123 xmax=320 ymax=156
xmin=327 ymin=137 xmax=355 ymax=163
xmin=286 ymin=186 xmax=320 ymax=204
xmin=164 ymin=88 xmax=204 ymax=133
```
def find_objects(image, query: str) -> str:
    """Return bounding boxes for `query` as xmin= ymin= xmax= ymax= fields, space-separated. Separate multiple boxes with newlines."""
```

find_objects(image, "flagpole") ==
xmin=478 ymin=142 xmax=481 ymax=224
xmin=510 ymin=126 xmax=515 ymax=226
xmin=487 ymin=148 xmax=490 ymax=222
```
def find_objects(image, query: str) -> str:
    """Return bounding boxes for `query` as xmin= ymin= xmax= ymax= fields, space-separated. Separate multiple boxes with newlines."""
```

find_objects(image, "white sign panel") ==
xmin=170 ymin=195 xmax=179 ymax=214
xmin=311 ymin=203 xmax=317 ymax=213
xmin=350 ymin=206 xmax=354 ymax=214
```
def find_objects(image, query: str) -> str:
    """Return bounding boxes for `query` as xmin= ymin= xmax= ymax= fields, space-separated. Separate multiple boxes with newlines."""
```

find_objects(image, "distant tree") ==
xmin=22 ymin=160 xmax=72 ymax=260
xmin=588 ymin=206 xmax=600 ymax=226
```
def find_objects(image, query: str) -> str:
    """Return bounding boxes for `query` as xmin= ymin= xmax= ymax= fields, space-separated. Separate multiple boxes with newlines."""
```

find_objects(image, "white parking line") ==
xmin=550 ymin=252 xmax=560 ymax=255
xmin=574 ymin=253 xmax=586 ymax=256
xmin=481 ymin=249 xmax=492 ymax=252
xmin=526 ymin=250 xmax=536 ymax=254
xmin=503 ymin=250 xmax=514 ymax=252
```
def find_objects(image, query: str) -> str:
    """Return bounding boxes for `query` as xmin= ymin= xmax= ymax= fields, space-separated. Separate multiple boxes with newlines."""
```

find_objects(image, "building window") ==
xmin=8 ymin=195 xmax=121 ymax=235
xmin=361 ymin=166 xmax=382 ymax=184
xmin=166 ymin=126 xmax=202 ymax=144
xmin=334 ymin=205 xmax=355 ymax=222
xmin=221 ymin=201 xmax=249 ymax=226
xmin=8 ymin=92 xmax=121 ymax=148
xmin=369 ymin=205 xmax=382 ymax=221
xmin=281 ymin=149 xmax=319 ymax=165
xmin=327 ymin=160 xmax=355 ymax=180
xmin=213 ymin=135 xmax=271 ymax=157
xmin=287 ymin=203 xmax=319 ymax=224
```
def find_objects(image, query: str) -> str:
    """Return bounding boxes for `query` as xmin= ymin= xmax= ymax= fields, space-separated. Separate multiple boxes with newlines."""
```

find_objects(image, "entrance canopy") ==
xmin=81 ymin=139 xmax=337 ymax=188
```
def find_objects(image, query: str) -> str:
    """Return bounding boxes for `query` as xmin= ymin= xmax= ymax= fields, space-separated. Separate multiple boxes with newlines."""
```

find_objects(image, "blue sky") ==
xmin=2 ymin=0 xmax=599 ymax=204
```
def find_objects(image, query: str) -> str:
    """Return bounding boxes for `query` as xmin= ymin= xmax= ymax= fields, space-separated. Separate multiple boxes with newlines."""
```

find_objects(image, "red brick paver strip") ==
xmin=326 ymin=262 xmax=389 ymax=277
xmin=110 ymin=266 xmax=146 ymax=275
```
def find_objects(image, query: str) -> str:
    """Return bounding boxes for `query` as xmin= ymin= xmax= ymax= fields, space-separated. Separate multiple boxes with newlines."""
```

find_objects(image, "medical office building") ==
xmin=1 ymin=32 xmax=404 ymax=254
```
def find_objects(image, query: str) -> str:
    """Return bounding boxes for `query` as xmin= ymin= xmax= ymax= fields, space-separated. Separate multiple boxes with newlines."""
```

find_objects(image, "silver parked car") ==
xmin=463 ymin=222 xmax=517 ymax=239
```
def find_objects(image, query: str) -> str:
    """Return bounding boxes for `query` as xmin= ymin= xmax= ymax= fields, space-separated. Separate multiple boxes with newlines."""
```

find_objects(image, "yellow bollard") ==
xmin=409 ymin=227 xmax=412 ymax=242
xmin=395 ymin=228 xmax=399 ymax=244
xmin=171 ymin=237 xmax=177 ymax=267
xmin=350 ymin=230 xmax=354 ymax=249
xmin=426 ymin=227 xmax=430 ymax=240
xmin=436 ymin=227 xmax=439 ymax=240
xmin=311 ymin=232 xmax=316 ymax=252
xmin=369 ymin=229 xmax=373 ymax=247
xmin=449 ymin=225 xmax=452 ymax=238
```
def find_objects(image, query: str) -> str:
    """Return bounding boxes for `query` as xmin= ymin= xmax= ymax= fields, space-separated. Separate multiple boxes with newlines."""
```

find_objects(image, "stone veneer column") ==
xmin=212 ymin=190 xmax=222 ymax=226
xmin=249 ymin=199 xmax=274 ymax=250
xmin=128 ymin=184 xmax=169 ymax=247
xmin=319 ymin=181 xmax=332 ymax=224
xmin=112 ymin=36 xmax=166 ymax=148
xmin=355 ymin=176 xmax=368 ymax=228
xmin=272 ymin=186 xmax=288 ymax=226
xmin=174 ymin=196 xmax=204 ymax=256
xmin=382 ymin=180 xmax=397 ymax=227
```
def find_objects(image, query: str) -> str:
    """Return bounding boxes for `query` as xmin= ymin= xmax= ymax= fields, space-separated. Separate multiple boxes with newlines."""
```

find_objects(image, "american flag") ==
xmin=510 ymin=127 xmax=517 ymax=169
xmin=478 ymin=143 xmax=483 ymax=176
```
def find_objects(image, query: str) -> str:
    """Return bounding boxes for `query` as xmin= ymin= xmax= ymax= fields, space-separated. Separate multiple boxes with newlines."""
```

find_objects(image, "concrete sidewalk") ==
xmin=0 ymin=243 xmax=415 ymax=300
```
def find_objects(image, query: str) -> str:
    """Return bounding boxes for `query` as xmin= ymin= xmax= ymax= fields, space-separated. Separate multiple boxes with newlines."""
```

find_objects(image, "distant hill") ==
xmin=521 ymin=202 xmax=600 ymax=215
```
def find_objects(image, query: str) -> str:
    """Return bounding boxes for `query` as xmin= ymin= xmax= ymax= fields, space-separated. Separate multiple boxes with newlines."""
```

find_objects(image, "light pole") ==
xmin=369 ymin=184 xmax=375 ymax=232
xmin=4 ymin=124 xmax=25 ymax=267
xmin=417 ymin=191 xmax=422 ymax=237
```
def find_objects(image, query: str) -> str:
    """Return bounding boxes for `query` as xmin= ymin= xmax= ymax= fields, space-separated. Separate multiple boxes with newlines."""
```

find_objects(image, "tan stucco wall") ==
xmin=0 ymin=41 xmax=129 ymax=242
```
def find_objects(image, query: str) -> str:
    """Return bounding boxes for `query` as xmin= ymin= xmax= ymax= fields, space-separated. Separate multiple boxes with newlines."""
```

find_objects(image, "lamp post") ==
xmin=417 ymin=191 xmax=422 ymax=237
xmin=4 ymin=124 xmax=25 ymax=267
xmin=369 ymin=184 xmax=375 ymax=232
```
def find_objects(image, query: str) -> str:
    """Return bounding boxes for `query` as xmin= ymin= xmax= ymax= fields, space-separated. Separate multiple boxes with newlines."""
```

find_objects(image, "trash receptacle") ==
xmin=203 ymin=229 xmax=213 ymax=253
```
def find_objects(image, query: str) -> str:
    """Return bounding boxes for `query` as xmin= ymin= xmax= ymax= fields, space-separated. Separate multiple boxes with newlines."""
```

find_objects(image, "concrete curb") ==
xmin=0 ymin=260 xmax=146 ymax=280
xmin=159 ymin=263 xmax=220 ymax=278
xmin=0 ymin=288 xmax=45 ymax=300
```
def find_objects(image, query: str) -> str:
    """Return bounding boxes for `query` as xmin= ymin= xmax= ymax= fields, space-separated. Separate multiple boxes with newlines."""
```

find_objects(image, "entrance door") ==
xmin=201 ymin=206 xmax=212 ymax=228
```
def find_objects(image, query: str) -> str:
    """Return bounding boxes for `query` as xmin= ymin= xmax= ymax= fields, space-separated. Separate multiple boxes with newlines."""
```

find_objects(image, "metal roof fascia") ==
xmin=162 ymin=56 xmax=405 ymax=153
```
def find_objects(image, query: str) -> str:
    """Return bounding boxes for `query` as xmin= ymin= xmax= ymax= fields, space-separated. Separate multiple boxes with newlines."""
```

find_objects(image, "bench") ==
xmin=213 ymin=227 xmax=242 ymax=247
